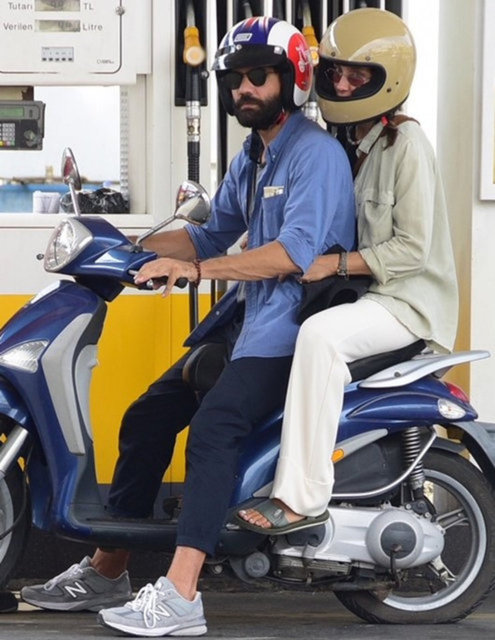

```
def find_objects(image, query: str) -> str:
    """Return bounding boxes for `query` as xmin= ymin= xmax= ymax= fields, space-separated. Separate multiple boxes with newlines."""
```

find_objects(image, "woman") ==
xmin=237 ymin=7 xmax=459 ymax=533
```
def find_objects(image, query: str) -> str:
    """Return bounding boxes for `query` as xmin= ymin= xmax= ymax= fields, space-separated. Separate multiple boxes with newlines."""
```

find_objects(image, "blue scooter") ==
xmin=0 ymin=149 xmax=495 ymax=625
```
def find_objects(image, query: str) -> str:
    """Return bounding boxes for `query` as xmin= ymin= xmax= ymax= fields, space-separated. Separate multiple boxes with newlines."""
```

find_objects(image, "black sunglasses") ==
xmin=221 ymin=68 xmax=276 ymax=90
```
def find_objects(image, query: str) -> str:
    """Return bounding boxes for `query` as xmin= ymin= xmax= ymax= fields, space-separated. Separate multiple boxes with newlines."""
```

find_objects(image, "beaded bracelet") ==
xmin=192 ymin=259 xmax=202 ymax=288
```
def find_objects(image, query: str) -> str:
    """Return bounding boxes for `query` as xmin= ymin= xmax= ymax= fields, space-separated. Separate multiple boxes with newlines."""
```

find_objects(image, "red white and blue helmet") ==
xmin=212 ymin=17 xmax=313 ymax=115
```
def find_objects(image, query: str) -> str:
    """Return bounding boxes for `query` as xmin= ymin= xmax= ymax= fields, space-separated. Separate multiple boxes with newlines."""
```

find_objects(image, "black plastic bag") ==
xmin=60 ymin=188 xmax=129 ymax=214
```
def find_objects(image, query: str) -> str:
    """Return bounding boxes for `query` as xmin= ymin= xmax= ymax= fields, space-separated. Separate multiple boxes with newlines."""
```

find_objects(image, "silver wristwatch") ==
xmin=337 ymin=252 xmax=349 ymax=279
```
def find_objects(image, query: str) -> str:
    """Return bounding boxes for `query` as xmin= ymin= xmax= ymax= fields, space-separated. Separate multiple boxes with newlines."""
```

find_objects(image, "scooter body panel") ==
xmin=0 ymin=377 xmax=34 ymax=430
xmin=231 ymin=375 xmax=479 ymax=505
xmin=58 ymin=216 xmax=158 ymax=295
xmin=0 ymin=280 xmax=108 ymax=535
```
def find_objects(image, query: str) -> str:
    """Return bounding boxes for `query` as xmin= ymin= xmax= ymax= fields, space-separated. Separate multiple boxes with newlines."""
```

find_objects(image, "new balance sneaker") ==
xmin=20 ymin=556 xmax=132 ymax=612
xmin=97 ymin=577 xmax=207 ymax=637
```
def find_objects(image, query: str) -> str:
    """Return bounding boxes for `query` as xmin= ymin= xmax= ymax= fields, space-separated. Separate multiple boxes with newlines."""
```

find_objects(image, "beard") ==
xmin=233 ymin=94 xmax=284 ymax=130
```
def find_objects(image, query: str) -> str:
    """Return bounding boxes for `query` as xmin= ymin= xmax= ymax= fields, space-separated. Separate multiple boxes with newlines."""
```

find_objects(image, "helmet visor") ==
xmin=316 ymin=58 xmax=386 ymax=102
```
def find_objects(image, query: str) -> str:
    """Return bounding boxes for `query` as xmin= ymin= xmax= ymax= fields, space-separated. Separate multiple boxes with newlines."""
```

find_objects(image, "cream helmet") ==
xmin=316 ymin=8 xmax=416 ymax=124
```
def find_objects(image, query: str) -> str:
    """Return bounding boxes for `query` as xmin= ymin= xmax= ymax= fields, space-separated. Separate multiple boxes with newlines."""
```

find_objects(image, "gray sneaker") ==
xmin=97 ymin=577 xmax=207 ymax=637
xmin=20 ymin=556 xmax=132 ymax=612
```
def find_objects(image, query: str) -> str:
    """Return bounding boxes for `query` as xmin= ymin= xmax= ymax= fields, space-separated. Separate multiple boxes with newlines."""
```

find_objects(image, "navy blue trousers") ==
xmin=108 ymin=339 xmax=292 ymax=555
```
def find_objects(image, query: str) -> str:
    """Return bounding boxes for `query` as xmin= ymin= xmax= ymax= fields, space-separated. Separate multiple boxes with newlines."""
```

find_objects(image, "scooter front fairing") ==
xmin=0 ymin=280 xmax=107 ymax=530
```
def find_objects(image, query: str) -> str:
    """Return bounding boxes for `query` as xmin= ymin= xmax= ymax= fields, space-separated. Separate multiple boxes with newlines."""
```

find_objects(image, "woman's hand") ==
xmin=134 ymin=258 xmax=198 ymax=297
xmin=301 ymin=254 xmax=339 ymax=283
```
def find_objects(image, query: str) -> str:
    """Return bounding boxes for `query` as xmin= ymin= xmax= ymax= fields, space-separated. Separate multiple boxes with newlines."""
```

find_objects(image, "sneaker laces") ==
xmin=127 ymin=583 xmax=168 ymax=629
xmin=44 ymin=562 xmax=85 ymax=590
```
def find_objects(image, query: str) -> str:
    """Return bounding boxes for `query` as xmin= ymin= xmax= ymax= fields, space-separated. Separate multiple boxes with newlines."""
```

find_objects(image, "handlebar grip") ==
xmin=175 ymin=277 xmax=188 ymax=289
xmin=183 ymin=26 xmax=206 ymax=66
xmin=151 ymin=276 xmax=189 ymax=290
xmin=129 ymin=270 xmax=189 ymax=290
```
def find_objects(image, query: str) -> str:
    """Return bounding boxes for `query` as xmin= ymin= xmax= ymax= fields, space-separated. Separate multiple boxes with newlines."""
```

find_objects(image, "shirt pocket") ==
xmin=356 ymin=187 xmax=395 ymax=247
xmin=260 ymin=193 xmax=286 ymax=242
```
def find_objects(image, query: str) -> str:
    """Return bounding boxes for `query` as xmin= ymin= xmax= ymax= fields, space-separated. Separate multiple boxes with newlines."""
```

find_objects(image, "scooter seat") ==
xmin=347 ymin=339 xmax=426 ymax=382
xmin=182 ymin=343 xmax=228 ymax=395
xmin=183 ymin=339 xmax=426 ymax=395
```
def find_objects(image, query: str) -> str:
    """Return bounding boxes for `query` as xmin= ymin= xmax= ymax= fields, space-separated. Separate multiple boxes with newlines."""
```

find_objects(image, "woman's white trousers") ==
xmin=271 ymin=298 xmax=417 ymax=516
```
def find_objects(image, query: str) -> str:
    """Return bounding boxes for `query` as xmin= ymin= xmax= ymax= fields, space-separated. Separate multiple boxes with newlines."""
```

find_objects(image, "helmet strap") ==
xmin=274 ymin=109 xmax=288 ymax=126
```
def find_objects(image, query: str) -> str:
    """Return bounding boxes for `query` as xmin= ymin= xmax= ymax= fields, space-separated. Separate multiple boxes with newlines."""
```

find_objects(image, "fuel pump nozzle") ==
xmin=183 ymin=3 xmax=206 ymax=67
xmin=301 ymin=1 xmax=320 ymax=123
xmin=183 ymin=0 xmax=207 ymax=330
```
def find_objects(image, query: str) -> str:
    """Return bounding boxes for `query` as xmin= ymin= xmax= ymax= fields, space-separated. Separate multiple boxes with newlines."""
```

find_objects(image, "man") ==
xmin=21 ymin=17 xmax=355 ymax=637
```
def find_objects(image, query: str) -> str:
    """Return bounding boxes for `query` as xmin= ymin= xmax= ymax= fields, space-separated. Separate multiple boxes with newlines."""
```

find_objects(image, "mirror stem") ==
xmin=69 ymin=183 xmax=82 ymax=217
xmin=136 ymin=214 xmax=176 ymax=246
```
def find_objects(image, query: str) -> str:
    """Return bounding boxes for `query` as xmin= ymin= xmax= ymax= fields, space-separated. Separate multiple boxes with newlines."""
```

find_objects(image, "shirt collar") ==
xmin=357 ymin=120 xmax=385 ymax=157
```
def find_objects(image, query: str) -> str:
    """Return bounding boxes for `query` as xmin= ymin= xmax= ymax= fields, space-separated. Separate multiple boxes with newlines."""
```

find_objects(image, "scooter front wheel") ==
xmin=0 ymin=462 xmax=30 ymax=587
xmin=335 ymin=449 xmax=495 ymax=624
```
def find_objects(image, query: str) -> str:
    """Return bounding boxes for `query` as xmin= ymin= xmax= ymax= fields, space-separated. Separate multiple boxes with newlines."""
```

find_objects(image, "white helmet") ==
xmin=212 ymin=17 xmax=313 ymax=115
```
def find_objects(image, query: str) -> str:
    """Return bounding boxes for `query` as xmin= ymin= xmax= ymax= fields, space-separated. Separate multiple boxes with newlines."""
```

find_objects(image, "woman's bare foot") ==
xmin=238 ymin=498 xmax=304 ymax=529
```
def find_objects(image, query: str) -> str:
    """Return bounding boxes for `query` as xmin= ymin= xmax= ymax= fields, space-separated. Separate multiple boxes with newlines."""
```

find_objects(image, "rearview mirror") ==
xmin=174 ymin=181 xmax=211 ymax=226
xmin=61 ymin=147 xmax=82 ymax=216
xmin=136 ymin=180 xmax=211 ymax=245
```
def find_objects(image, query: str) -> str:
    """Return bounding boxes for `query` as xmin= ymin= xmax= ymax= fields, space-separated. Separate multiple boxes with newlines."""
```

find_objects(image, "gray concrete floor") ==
xmin=1 ymin=590 xmax=494 ymax=639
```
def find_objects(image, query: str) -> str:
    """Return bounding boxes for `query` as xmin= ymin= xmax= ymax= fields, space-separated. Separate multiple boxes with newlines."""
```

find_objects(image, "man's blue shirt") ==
xmin=185 ymin=111 xmax=356 ymax=359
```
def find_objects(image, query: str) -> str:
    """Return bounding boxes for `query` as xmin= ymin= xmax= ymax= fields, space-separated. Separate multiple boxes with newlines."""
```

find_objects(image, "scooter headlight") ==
xmin=44 ymin=218 xmax=93 ymax=272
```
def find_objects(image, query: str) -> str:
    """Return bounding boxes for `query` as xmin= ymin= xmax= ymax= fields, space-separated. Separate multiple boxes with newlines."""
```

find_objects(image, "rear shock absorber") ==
xmin=402 ymin=426 xmax=426 ymax=499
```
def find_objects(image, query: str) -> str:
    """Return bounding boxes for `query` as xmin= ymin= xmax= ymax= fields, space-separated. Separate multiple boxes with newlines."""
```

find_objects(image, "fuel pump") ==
xmin=233 ymin=0 xmax=264 ymax=22
xmin=299 ymin=1 xmax=320 ymax=122
xmin=175 ymin=0 xmax=208 ymax=330
xmin=325 ymin=1 xmax=402 ymax=18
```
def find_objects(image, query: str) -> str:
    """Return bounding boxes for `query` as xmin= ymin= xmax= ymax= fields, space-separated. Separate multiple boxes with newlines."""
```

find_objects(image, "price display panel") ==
xmin=0 ymin=1 xmax=132 ymax=83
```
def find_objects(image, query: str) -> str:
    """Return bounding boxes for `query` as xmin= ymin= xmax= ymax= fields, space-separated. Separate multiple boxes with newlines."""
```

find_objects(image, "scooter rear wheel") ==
xmin=335 ymin=449 xmax=495 ymax=623
xmin=0 ymin=462 xmax=30 ymax=587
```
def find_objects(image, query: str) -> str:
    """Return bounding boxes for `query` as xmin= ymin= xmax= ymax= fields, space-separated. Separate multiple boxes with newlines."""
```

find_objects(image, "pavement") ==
xmin=1 ymin=589 xmax=495 ymax=640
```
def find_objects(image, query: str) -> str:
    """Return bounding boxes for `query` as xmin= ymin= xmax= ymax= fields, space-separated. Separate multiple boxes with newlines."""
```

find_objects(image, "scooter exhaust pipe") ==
xmin=0 ymin=424 xmax=30 ymax=480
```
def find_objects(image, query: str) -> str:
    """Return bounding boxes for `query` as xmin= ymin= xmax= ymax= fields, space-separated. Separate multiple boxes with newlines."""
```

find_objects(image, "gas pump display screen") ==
xmin=35 ymin=1 xmax=80 ymax=10
xmin=35 ymin=20 xmax=81 ymax=32
xmin=0 ymin=106 xmax=24 ymax=118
